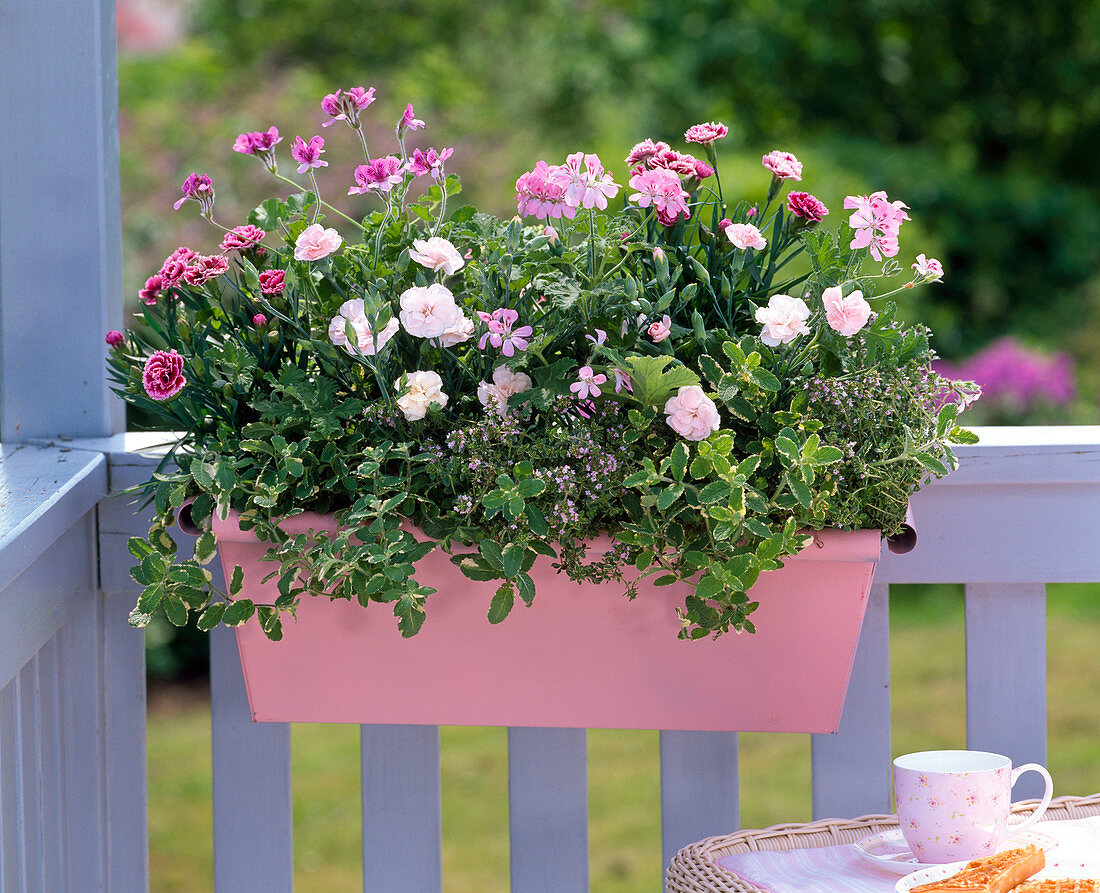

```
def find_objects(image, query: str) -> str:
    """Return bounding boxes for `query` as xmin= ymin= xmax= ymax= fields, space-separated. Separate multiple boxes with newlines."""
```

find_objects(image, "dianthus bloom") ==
xmin=628 ymin=168 xmax=690 ymax=225
xmin=477 ymin=365 xmax=532 ymax=417
xmin=912 ymin=253 xmax=944 ymax=281
xmin=409 ymin=237 xmax=464 ymax=275
xmin=755 ymin=294 xmax=811 ymax=346
xmin=515 ymin=161 xmax=574 ymax=220
xmin=220 ymin=225 xmax=266 ymax=253
xmin=396 ymin=370 xmax=448 ymax=421
xmin=399 ymin=103 xmax=425 ymax=132
xmin=570 ymin=366 xmax=607 ymax=400
xmin=684 ymin=121 xmax=729 ymax=144
xmin=433 ymin=311 xmax=475 ymax=348
xmin=252 ymin=313 xmax=267 ymax=327
xmin=664 ymin=386 xmax=721 ymax=441
xmin=477 ymin=308 xmax=533 ymax=357
xmin=328 ymin=299 xmax=400 ymax=355
xmin=761 ymin=150 xmax=802 ymax=181
xmin=552 ymin=152 xmax=620 ymax=210
xmin=844 ymin=191 xmax=910 ymax=262
xmin=648 ymin=314 xmax=672 ymax=343
xmin=821 ymin=286 xmax=871 ymax=337
xmin=158 ymin=246 xmax=196 ymax=287
xmin=290 ymin=135 xmax=327 ymax=173
xmin=348 ymin=156 xmax=405 ymax=195
xmin=321 ymin=86 xmax=375 ymax=128
xmin=258 ymin=269 xmax=286 ymax=295
xmin=408 ymin=146 xmax=453 ymax=180
xmin=293 ymin=224 xmax=343 ymax=261
xmin=399 ymin=284 xmax=462 ymax=339
xmin=725 ymin=222 xmax=767 ymax=251
xmin=105 ymin=330 xmax=124 ymax=347
xmin=173 ymin=173 xmax=215 ymax=215
xmin=650 ymin=148 xmax=705 ymax=180
xmin=142 ymin=350 xmax=187 ymax=401
xmin=139 ymin=274 xmax=164 ymax=305
xmin=787 ymin=191 xmax=829 ymax=225
xmin=183 ymin=255 xmax=229 ymax=286
xmin=624 ymin=139 xmax=670 ymax=167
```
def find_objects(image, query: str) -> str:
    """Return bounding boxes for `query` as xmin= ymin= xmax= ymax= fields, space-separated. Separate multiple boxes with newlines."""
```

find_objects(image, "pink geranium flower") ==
xmin=293 ymin=224 xmax=343 ymax=261
xmin=725 ymin=222 xmax=767 ymax=251
xmin=664 ymin=386 xmax=721 ymax=441
xmin=552 ymin=152 xmax=620 ymax=210
xmin=628 ymin=168 xmax=690 ymax=225
xmin=844 ymin=191 xmax=910 ymax=261
xmin=349 ymin=156 xmax=405 ymax=195
xmin=477 ymin=365 xmax=532 ymax=417
xmin=477 ymin=308 xmax=533 ymax=357
xmin=142 ymin=350 xmax=187 ymax=401
xmin=912 ymin=253 xmax=944 ymax=281
xmin=822 ymin=286 xmax=872 ymax=336
xmin=684 ymin=121 xmax=729 ymax=144
xmin=761 ymin=150 xmax=803 ymax=181
xmin=755 ymin=294 xmax=811 ymax=346
xmin=321 ymin=87 xmax=376 ymax=128
xmin=233 ymin=126 xmax=282 ymax=171
xmin=408 ymin=146 xmax=454 ymax=180
xmin=258 ymin=269 xmax=286 ymax=295
xmin=787 ymin=191 xmax=829 ymax=224
xmin=173 ymin=173 xmax=214 ymax=215
xmin=290 ymin=135 xmax=328 ymax=173
xmin=139 ymin=274 xmax=164 ymax=305
xmin=613 ymin=368 xmax=633 ymax=393
xmin=183 ymin=255 xmax=230 ymax=286
xmin=515 ymin=161 xmax=574 ymax=220
xmin=570 ymin=366 xmax=607 ymax=400
xmin=624 ymin=139 xmax=670 ymax=167
xmin=400 ymin=103 xmax=426 ymax=132
xmin=220 ymin=225 xmax=266 ymax=253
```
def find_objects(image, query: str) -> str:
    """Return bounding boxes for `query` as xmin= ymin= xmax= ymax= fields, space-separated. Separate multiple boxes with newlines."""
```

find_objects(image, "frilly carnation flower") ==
xmin=294 ymin=224 xmax=343 ymax=261
xmin=173 ymin=173 xmax=215 ymax=215
xmin=684 ymin=121 xmax=729 ymax=144
xmin=321 ymin=86 xmax=376 ymax=128
xmin=570 ymin=366 xmax=607 ymax=400
xmin=844 ymin=191 xmax=910 ymax=262
xmin=433 ymin=311 xmax=475 ymax=348
xmin=399 ymin=284 xmax=462 ymax=339
xmin=105 ymin=330 xmax=124 ymax=348
xmin=755 ymin=294 xmax=811 ymax=346
xmin=408 ymin=146 xmax=453 ymax=180
xmin=648 ymin=314 xmax=672 ymax=343
xmin=258 ymin=269 xmax=286 ymax=295
xmin=821 ymin=286 xmax=871 ymax=337
xmin=912 ymin=254 xmax=944 ymax=281
xmin=409 ymin=237 xmax=465 ymax=275
xmin=477 ymin=308 xmax=533 ymax=357
xmin=252 ymin=313 xmax=267 ymax=327
xmin=158 ymin=259 xmax=188 ymax=287
xmin=691 ymin=159 xmax=714 ymax=181
xmin=139 ymin=274 xmax=164 ymax=306
xmin=400 ymin=103 xmax=426 ymax=132
xmin=348 ymin=156 xmax=405 ymax=195
xmin=650 ymin=148 xmax=704 ymax=179
xmin=515 ymin=161 xmax=574 ymax=220
xmin=164 ymin=246 xmax=197 ymax=267
xmin=142 ymin=349 xmax=187 ymax=401
xmin=624 ymin=139 xmax=670 ymax=167
xmin=290 ymin=135 xmax=328 ymax=173
xmin=787 ymin=191 xmax=829 ymax=225
xmin=220 ymin=225 xmax=266 ymax=253
xmin=396 ymin=370 xmax=448 ymax=421
xmin=552 ymin=152 xmax=620 ymax=210
xmin=664 ymin=386 xmax=721 ymax=441
xmin=628 ymin=168 xmax=690 ymax=225
xmin=328 ymin=298 xmax=399 ymax=355
xmin=725 ymin=222 xmax=767 ymax=251
xmin=183 ymin=254 xmax=230 ymax=286
xmin=477 ymin=365 xmax=532 ymax=416
xmin=761 ymin=150 xmax=803 ymax=181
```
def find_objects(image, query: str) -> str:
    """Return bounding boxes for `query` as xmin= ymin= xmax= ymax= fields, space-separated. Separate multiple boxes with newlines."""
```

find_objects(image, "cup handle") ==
xmin=1009 ymin=763 xmax=1054 ymax=835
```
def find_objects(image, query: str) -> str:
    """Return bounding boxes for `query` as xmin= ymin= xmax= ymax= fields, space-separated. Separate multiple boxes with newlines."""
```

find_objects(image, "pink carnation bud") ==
xmin=746 ymin=207 xmax=758 ymax=219
xmin=105 ymin=330 xmax=124 ymax=347
xmin=718 ymin=218 xmax=732 ymax=231
xmin=252 ymin=313 xmax=267 ymax=327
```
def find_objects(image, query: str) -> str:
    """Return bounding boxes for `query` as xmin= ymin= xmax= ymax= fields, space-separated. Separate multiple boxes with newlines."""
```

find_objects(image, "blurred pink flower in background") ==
xmin=934 ymin=338 xmax=1075 ymax=417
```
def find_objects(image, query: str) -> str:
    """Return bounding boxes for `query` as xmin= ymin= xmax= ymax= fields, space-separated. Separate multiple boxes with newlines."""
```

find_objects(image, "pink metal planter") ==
xmin=212 ymin=512 xmax=883 ymax=732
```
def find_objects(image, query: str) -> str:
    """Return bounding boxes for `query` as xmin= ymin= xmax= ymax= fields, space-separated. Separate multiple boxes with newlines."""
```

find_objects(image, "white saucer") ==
xmin=853 ymin=829 xmax=1057 ymax=875
xmin=897 ymin=846 xmax=1081 ymax=893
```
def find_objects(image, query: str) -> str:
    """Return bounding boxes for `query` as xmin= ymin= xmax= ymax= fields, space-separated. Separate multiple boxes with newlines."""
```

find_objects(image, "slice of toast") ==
xmin=910 ymin=845 xmax=1046 ymax=893
xmin=1014 ymin=882 xmax=1100 ymax=893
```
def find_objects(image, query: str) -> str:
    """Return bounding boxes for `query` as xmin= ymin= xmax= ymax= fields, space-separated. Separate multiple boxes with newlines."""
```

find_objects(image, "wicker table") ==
xmin=665 ymin=793 xmax=1100 ymax=893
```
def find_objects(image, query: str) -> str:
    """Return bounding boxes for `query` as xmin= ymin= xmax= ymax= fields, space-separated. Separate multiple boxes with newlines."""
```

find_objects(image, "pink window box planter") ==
xmin=212 ymin=511 xmax=883 ymax=732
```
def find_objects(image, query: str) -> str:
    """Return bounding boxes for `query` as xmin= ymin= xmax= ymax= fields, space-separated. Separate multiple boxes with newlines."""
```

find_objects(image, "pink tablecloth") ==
xmin=714 ymin=815 xmax=1100 ymax=893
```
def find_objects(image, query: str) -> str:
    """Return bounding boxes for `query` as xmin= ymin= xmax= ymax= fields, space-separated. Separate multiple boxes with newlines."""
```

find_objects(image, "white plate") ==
xmin=896 ymin=847 xmax=1083 ymax=892
xmin=853 ymin=829 xmax=1057 ymax=875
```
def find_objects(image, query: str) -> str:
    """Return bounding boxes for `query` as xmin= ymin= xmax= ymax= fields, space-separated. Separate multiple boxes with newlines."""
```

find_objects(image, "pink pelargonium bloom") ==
xmin=400 ymin=103 xmax=426 ymax=132
xmin=321 ymin=87 xmax=376 ymax=127
xmin=787 ymin=191 xmax=830 ymax=224
xmin=142 ymin=350 xmax=187 ymax=401
xmin=399 ymin=284 xmax=462 ymax=339
xmin=408 ymin=146 xmax=453 ymax=180
xmin=552 ymin=152 xmax=620 ymax=210
xmin=349 ymin=156 xmax=405 ymax=195
xmin=220 ymin=224 xmax=266 ymax=252
xmin=570 ymin=366 xmax=608 ymax=400
xmin=912 ymin=253 xmax=945 ymax=281
xmin=173 ymin=173 xmax=214 ymax=214
xmin=755 ymin=294 xmax=811 ymax=346
xmin=648 ymin=314 xmax=672 ymax=343
xmin=628 ymin=168 xmax=690 ymax=224
xmin=613 ymin=368 xmax=633 ymax=393
xmin=408 ymin=237 xmax=464 ymax=275
xmin=761 ymin=150 xmax=803 ymax=181
xmin=585 ymin=328 xmax=607 ymax=347
xmin=328 ymin=298 xmax=400 ymax=355
xmin=294 ymin=224 xmax=343 ymax=261
xmin=684 ymin=121 xmax=729 ymax=144
xmin=477 ymin=365 xmax=533 ymax=417
xmin=844 ymin=191 xmax=910 ymax=262
xmin=624 ymin=139 xmax=670 ymax=167
xmin=515 ymin=161 xmax=574 ymax=220
xmin=258 ymin=269 xmax=286 ymax=295
xmin=233 ymin=126 xmax=282 ymax=164
xmin=183 ymin=255 xmax=230 ymax=286
xmin=139 ymin=274 xmax=164 ymax=306
xmin=822 ymin=286 xmax=872 ymax=337
xmin=477 ymin=308 xmax=533 ymax=357
xmin=105 ymin=330 xmax=125 ymax=347
xmin=725 ymin=222 xmax=767 ymax=251
xmin=290 ymin=135 xmax=328 ymax=173
xmin=664 ymin=386 xmax=721 ymax=441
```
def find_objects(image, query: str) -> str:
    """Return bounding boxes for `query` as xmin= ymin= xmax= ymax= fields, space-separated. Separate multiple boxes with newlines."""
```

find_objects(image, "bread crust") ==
xmin=1014 ymin=882 xmax=1100 ymax=893
xmin=909 ymin=845 xmax=1045 ymax=893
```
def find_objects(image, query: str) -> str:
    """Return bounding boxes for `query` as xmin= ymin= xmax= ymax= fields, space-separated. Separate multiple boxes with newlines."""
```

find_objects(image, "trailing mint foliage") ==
xmin=108 ymin=91 xmax=976 ymax=641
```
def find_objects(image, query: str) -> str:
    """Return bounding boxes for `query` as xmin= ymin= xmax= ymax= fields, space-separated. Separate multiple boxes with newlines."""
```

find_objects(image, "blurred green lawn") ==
xmin=148 ymin=584 xmax=1100 ymax=891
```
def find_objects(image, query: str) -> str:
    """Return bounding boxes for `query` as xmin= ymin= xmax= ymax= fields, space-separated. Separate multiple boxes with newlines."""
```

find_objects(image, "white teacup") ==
xmin=893 ymin=750 xmax=1053 ymax=862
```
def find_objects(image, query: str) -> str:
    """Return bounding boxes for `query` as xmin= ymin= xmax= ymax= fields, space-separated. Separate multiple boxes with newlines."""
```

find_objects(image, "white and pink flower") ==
xmin=328 ymin=299 xmax=399 ymax=355
xmin=409 ymin=237 xmax=465 ymax=275
xmin=822 ymin=286 xmax=871 ymax=337
xmin=399 ymin=284 xmax=462 ymax=339
xmin=552 ymin=152 xmax=619 ymax=210
xmin=433 ymin=311 xmax=475 ymax=348
xmin=912 ymin=254 xmax=944 ymax=281
xmin=628 ymin=168 xmax=690 ymax=225
xmin=294 ymin=224 xmax=343 ymax=261
xmin=684 ymin=121 xmax=729 ymax=144
xmin=755 ymin=294 xmax=811 ymax=346
xmin=395 ymin=370 xmax=447 ymax=421
xmin=844 ymin=191 xmax=910 ymax=262
xmin=477 ymin=365 xmax=533 ymax=416
xmin=570 ymin=366 xmax=607 ymax=400
xmin=647 ymin=314 xmax=672 ymax=343
xmin=761 ymin=150 xmax=803 ymax=181
xmin=725 ymin=222 xmax=767 ymax=251
xmin=664 ymin=386 xmax=721 ymax=441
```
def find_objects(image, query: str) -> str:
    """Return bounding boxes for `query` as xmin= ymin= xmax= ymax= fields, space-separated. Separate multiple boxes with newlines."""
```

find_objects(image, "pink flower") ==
xmin=755 ymin=294 xmax=811 ymax=346
xmin=650 ymin=148 xmax=704 ymax=179
xmin=515 ymin=161 xmax=574 ymax=220
xmin=105 ymin=330 xmax=124 ymax=347
xmin=912 ymin=253 xmax=944 ymax=281
xmin=399 ymin=284 xmax=462 ymax=339
xmin=822 ymin=286 xmax=871 ymax=336
xmin=164 ymin=246 xmax=197 ymax=267
xmin=400 ymin=103 xmax=426 ymax=132
xmin=543 ymin=225 xmax=559 ymax=244
xmin=746 ymin=206 xmax=758 ymax=219
xmin=183 ymin=255 xmax=230 ymax=286
xmin=328 ymin=299 xmax=399 ymax=355
xmin=139 ymin=274 xmax=164 ymax=305
xmin=294 ymin=224 xmax=343 ymax=261
xmin=409 ymin=237 xmax=464 ymax=275
xmin=233 ymin=127 xmax=282 ymax=170
xmin=613 ymin=368 xmax=633 ymax=393
xmin=725 ymin=223 xmax=767 ymax=251
xmin=220 ymin=225 xmax=267 ymax=253
xmin=691 ymin=159 xmax=714 ymax=181
xmin=142 ymin=350 xmax=187 ymax=401
xmin=718 ymin=218 xmax=732 ymax=231
xmin=477 ymin=365 xmax=532 ymax=416
xmin=252 ymin=313 xmax=267 ymax=327
xmin=684 ymin=122 xmax=729 ymax=144
xmin=433 ymin=311 xmax=475 ymax=348
xmin=570 ymin=366 xmax=608 ymax=400
xmin=321 ymin=87 xmax=376 ymax=128
xmin=158 ymin=259 xmax=188 ymax=286
xmin=648 ymin=314 xmax=672 ymax=343
xmin=628 ymin=168 xmax=691 ymax=224
xmin=290 ymin=135 xmax=328 ymax=173
xmin=664 ymin=386 xmax=721 ymax=441
xmin=624 ymin=139 xmax=670 ymax=167
xmin=787 ymin=191 xmax=829 ymax=224
xmin=761 ymin=151 xmax=802 ymax=181
xmin=258 ymin=269 xmax=286 ymax=295
xmin=349 ymin=156 xmax=405 ymax=195
xmin=586 ymin=329 xmax=607 ymax=347
xmin=844 ymin=191 xmax=910 ymax=262
xmin=408 ymin=146 xmax=453 ymax=180
xmin=552 ymin=152 xmax=620 ymax=210
xmin=396 ymin=370 xmax=448 ymax=421
xmin=173 ymin=173 xmax=214 ymax=214
xmin=477 ymin=308 xmax=533 ymax=356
